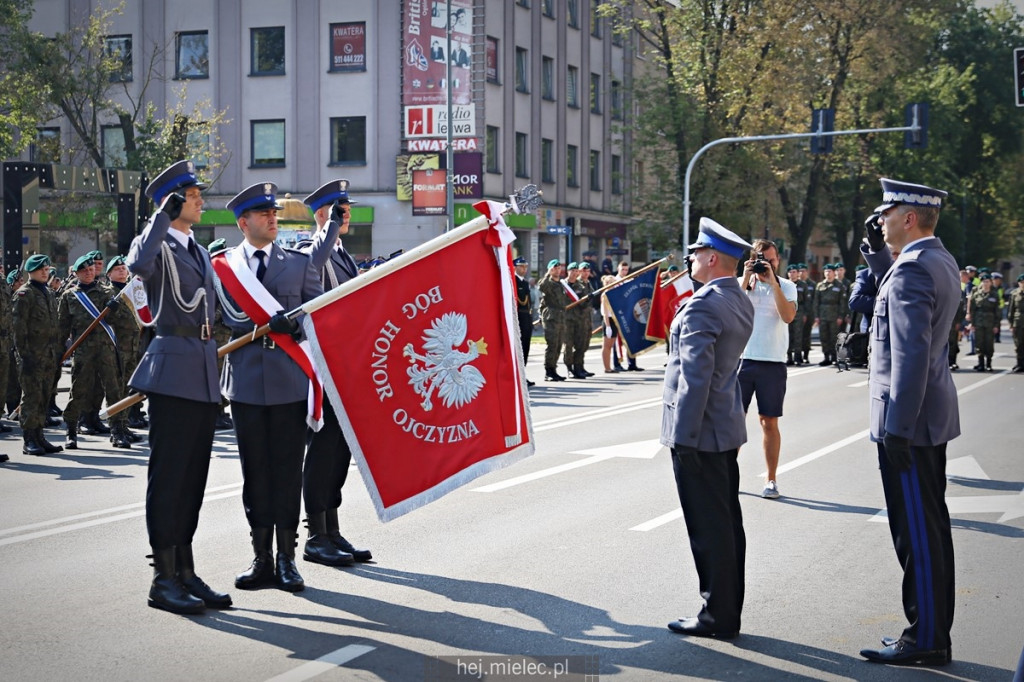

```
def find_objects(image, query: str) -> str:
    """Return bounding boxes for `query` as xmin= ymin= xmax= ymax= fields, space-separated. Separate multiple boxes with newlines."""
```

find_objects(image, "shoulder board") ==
xmin=901 ymin=250 xmax=922 ymax=261
xmin=282 ymin=247 xmax=306 ymax=255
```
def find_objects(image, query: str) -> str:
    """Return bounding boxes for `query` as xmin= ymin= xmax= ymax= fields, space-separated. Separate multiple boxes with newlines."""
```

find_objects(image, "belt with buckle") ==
xmin=157 ymin=324 xmax=211 ymax=340
xmin=231 ymin=331 xmax=278 ymax=350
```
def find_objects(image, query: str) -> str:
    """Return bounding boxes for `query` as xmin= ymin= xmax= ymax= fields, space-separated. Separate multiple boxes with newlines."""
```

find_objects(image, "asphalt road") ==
xmin=1 ymin=341 xmax=1022 ymax=681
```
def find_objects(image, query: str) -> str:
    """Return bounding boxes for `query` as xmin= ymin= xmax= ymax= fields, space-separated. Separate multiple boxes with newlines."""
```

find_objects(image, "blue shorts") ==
xmin=738 ymin=359 xmax=787 ymax=418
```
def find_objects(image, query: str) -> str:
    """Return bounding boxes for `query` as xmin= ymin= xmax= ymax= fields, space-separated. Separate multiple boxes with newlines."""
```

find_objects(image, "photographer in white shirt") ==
xmin=737 ymin=239 xmax=797 ymax=499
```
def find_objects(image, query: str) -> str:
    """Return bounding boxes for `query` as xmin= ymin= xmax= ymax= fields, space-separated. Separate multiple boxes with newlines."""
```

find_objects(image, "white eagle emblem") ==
xmin=263 ymin=182 xmax=273 ymax=196
xmin=404 ymin=312 xmax=487 ymax=411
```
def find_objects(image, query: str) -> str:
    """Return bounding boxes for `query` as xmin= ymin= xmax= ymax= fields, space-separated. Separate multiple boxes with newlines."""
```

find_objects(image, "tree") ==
xmin=0 ymin=0 xmax=48 ymax=159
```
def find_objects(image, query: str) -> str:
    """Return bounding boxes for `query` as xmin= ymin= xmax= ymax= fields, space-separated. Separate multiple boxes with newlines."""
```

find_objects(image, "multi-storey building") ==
xmin=17 ymin=0 xmax=635 ymax=274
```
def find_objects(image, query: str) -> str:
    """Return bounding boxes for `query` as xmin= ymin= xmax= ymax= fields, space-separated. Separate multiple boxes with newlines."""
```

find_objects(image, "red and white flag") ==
xmin=645 ymin=272 xmax=694 ymax=342
xmin=120 ymin=276 xmax=154 ymax=326
xmin=302 ymin=202 xmax=534 ymax=521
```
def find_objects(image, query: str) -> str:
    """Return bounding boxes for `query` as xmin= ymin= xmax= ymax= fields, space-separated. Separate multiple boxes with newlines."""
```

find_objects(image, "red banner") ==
xmin=645 ymin=273 xmax=694 ymax=342
xmin=303 ymin=210 xmax=533 ymax=521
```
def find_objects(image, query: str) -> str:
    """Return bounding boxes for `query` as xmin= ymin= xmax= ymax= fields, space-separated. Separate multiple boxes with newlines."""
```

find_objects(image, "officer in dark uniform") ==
xmin=12 ymin=254 xmax=63 ymax=456
xmin=220 ymin=182 xmax=325 ymax=593
xmin=513 ymin=257 xmax=535 ymax=387
xmin=294 ymin=179 xmax=374 ymax=568
xmin=127 ymin=160 xmax=231 ymax=615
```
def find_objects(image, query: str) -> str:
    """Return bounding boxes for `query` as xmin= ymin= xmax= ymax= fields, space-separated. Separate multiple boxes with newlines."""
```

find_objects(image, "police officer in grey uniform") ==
xmin=662 ymin=218 xmax=754 ymax=640
xmin=296 ymin=179 xmax=372 ymax=568
xmin=127 ymin=160 xmax=230 ymax=615
xmin=219 ymin=182 xmax=325 ymax=593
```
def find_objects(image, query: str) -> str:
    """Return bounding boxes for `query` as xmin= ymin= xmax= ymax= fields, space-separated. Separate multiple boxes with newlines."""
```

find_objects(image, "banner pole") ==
xmin=565 ymin=255 xmax=673 ymax=310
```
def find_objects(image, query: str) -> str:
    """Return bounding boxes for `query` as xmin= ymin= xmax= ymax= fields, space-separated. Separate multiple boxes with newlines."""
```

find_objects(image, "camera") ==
xmin=751 ymin=252 xmax=770 ymax=275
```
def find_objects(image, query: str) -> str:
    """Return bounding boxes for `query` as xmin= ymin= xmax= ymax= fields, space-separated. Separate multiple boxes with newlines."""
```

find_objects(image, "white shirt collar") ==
xmin=167 ymin=227 xmax=194 ymax=249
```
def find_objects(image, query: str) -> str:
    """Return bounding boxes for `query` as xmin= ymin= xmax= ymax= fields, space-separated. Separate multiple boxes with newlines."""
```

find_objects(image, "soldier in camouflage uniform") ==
xmin=798 ymin=263 xmax=815 ymax=363
xmin=105 ymin=256 xmax=144 ymax=441
xmin=561 ymin=263 xmax=591 ymax=379
xmin=835 ymin=264 xmax=851 ymax=332
xmin=967 ymin=273 xmax=1000 ymax=371
xmin=574 ymin=262 xmax=597 ymax=376
xmin=6 ymin=268 xmax=25 ymax=416
xmin=785 ymin=264 xmax=805 ymax=365
xmin=57 ymin=254 xmax=133 ymax=448
xmin=12 ymin=254 xmax=63 ymax=456
xmin=1008 ymin=273 xmax=1024 ymax=373
xmin=948 ymin=280 xmax=967 ymax=371
xmin=814 ymin=263 xmax=845 ymax=366
xmin=0 ymin=262 xmax=14 ymax=441
xmin=78 ymin=253 xmax=114 ymax=436
xmin=539 ymin=259 xmax=571 ymax=381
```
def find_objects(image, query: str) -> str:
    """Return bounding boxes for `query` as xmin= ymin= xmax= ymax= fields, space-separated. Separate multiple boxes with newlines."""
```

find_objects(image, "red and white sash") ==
xmin=211 ymin=247 xmax=323 ymax=431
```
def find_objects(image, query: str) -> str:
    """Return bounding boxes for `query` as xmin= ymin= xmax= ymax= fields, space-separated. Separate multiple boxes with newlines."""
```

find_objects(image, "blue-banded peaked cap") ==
xmin=146 ymin=160 xmax=206 ymax=203
xmin=688 ymin=217 xmax=753 ymax=260
xmin=303 ymin=179 xmax=358 ymax=211
xmin=227 ymin=182 xmax=283 ymax=218
xmin=875 ymin=177 xmax=947 ymax=213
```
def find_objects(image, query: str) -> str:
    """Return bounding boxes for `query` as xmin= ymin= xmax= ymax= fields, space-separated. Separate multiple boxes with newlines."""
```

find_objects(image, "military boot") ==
xmin=22 ymin=429 xmax=46 ymax=456
xmin=148 ymin=547 xmax=206 ymax=615
xmin=176 ymin=544 xmax=232 ymax=608
xmin=65 ymin=420 xmax=78 ymax=450
xmin=326 ymin=508 xmax=372 ymax=562
xmin=110 ymin=422 xmax=132 ymax=449
xmin=126 ymin=403 xmax=148 ymax=429
xmin=81 ymin=411 xmax=111 ymax=435
xmin=36 ymin=428 xmax=63 ymax=454
xmin=235 ymin=527 xmax=275 ymax=590
xmin=302 ymin=511 xmax=354 ymax=566
xmin=275 ymin=527 xmax=305 ymax=592
xmin=544 ymin=368 xmax=566 ymax=382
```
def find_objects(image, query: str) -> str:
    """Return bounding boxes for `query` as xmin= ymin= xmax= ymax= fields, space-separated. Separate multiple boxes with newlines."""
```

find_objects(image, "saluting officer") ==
xmin=12 ymin=254 xmax=63 ymax=456
xmin=294 ymin=179 xmax=373 ymax=568
xmin=57 ymin=254 xmax=133 ymax=449
xmin=127 ymin=160 xmax=230 ymax=615
xmin=219 ymin=182 xmax=325 ymax=593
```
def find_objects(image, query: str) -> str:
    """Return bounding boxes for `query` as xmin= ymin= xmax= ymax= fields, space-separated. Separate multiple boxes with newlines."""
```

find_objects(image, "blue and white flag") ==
xmin=605 ymin=269 xmax=658 ymax=358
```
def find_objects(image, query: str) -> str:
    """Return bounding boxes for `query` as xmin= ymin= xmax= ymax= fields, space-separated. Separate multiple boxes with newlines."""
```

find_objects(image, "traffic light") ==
xmin=904 ymin=102 xmax=928 ymax=149
xmin=1015 ymin=47 xmax=1024 ymax=107
xmin=810 ymin=108 xmax=835 ymax=154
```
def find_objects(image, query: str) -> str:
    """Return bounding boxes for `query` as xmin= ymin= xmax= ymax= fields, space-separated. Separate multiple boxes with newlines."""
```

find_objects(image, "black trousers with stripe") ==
xmin=878 ymin=442 xmax=955 ymax=650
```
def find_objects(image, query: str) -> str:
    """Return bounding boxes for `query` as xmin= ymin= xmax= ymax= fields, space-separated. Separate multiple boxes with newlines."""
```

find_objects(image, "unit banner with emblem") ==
xmin=302 ymin=205 xmax=534 ymax=521
xmin=644 ymin=273 xmax=694 ymax=343
xmin=604 ymin=269 xmax=659 ymax=358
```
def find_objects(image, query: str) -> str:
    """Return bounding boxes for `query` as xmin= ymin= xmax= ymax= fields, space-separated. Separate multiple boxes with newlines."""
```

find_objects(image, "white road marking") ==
xmin=263 ymin=644 xmax=376 ymax=682
xmin=847 ymin=379 xmax=869 ymax=387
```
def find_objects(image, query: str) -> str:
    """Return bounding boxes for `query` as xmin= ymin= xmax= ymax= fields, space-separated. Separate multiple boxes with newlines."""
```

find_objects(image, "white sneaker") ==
xmin=762 ymin=480 xmax=780 ymax=499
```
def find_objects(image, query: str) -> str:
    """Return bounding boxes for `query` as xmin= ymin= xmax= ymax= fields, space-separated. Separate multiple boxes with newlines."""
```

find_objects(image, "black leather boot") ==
xmin=176 ymin=544 xmax=232 ymax=608
xmin=22 ymin=429 xmax=45 ymax=456
xmin=148 ymin=547 xmax=206 ymax=614
xmin=82 ymin=411 xmax=111 ymax=435
xmin=544 ymin=368 xmax=566 ymax=382
xmin=303 ymin=512 xmax=354 ymax=566
xmin=235 ymin=527 xmax=275 ymax=590
xmin=36 ymin=428 xmax=63 ymax=454
xmin=110 ymin=422 xmax=132 ymax=449
xmin=275 ymin=527 xmax=305 ymax=592
xmin=127 ymin=403 xmax=148 ymax=429
xmin=326 ymin=508 xmax=372 ymax=562
xmin=65 ymin=421 xmax=78 ymax=450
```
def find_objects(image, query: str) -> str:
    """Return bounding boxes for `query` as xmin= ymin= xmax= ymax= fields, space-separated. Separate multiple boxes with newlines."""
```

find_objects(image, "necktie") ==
xmin=254 ymin=250 xmax=267 ymax=281
xmin=187 ymin=239 xmax=203 ymax=269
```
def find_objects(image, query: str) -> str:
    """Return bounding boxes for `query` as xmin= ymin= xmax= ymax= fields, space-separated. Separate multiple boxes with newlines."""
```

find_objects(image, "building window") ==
xmin=251 ymin=26 xmax=285 ymax=76
xmin=31 ymin=128 xmax=61 ymax=163
xmin=611 ymin=80 xmax=623 ymax=120
xmin=567 ymin=145 xmax=578 ymax=187
xmin=541 ymin=138 xmax=554 ymax=183
xmin=187 ymin=128 xmax=210 ymax=169
xmin=486 ymin=126 xmax=500 ymax=173
xmin=515 ymin=47 xmax=529 ymax=93
xmin=541 ymin=57 xmax=554 ymax=100
xmin=329 ymin=22 xmax=367 ymax=72
xmin=543 ymin=0 xmax=555 ymax=18
xmin=568 ymin=0 xmax=579 ymax=28
xmin=611 ymin=154 xmax=622 ymax=195
xmin=175 ymin=31 xmax=209 ymax=79
xmin=591 ymin=2 xmax=602 ymax=37
xmin=590 ymin=73 xmax=601 ymax=114
xmin=486 ymin=36 xmax=500 ymax=83
xmin=589 ymin=150 xmax=601 ymax=191
xmin=515 ymin=133 xmax=528 ymax=178
xmin=102 ymin=125 xmax=127 ymax=168
xmin=330 ymin=116 xmax=366 ymax=165
xmin=567 ymin=66 xmax=579 ymax=107
xmin=105 ymin=35 xmax=132 ymax=82
xmin=251 ymin=119 xmax=285 ymax=167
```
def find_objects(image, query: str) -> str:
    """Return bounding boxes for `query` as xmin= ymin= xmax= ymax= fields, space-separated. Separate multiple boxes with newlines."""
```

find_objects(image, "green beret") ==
xmin=567 ymin=262 xmax=579 ymax=270
xmin=580 ymin=262 xmax=592 ymax=270
xmin=823 ymin=263 xmax=835 ymax=271
xmin=667 ymin=264 xmax=679 ymax=272
xmin=786 ymin=264 xmax=798 ymax=272
xmin=105 ymin=255 xmax=125 ymax=273
xmin=24 ymin=254 xmax=50 ymax=272
xmin=980 ymin=273 xmax=991 ymax=280
xmin=856 ymin=264 xmax=867 ymax=271
xmin=547 ymin=259 xmax=561 ymax=269
xmin=73 ymin=254 xmax=95 ymax=272
xmin=87 ymin=250 xmax=104 ymax=260
xmin=798 ymin=262 xmax=807 ymax=269
xmin=979 ymin=266 xmax=990 ymax=273
xmin=1017 ymin=274 xmax=1024 ymax=282
xmin=207 ymin=238 xmax=227 ymax=256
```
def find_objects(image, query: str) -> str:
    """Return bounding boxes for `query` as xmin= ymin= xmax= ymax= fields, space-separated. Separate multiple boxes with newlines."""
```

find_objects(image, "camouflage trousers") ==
xmin=64 ymin=343 xmax=127 ymax=426
xmin=18 ymin=352 xmax=59 ymax=429
xmin=788 ymin=316 xmax=805 ymax=354
xmin=563 ymin=315 xmax=590 ymax=368
xmin=543 ymin=315 xmax=565 ymax=372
